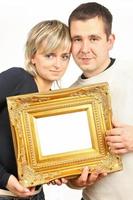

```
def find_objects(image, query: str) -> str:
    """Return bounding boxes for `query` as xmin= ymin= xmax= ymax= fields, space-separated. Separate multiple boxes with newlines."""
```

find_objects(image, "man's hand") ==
xmin=106 ymin=120 xmax=133 ymax=154
xmin=6 ymin=175 xmax=36 ymax=197
xmin=67 ymin=167 xmax=107 ymax=189
xmin=49 ymin=178 xmax=68 ymax=186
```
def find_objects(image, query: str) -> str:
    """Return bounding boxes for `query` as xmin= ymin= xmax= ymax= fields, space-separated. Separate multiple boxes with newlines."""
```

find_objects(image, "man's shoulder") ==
xmin=115 ymin=58 xmax=132 ymax=69
xmin=113 ymin=59 xmax=132 ymax=75
xmin=70 ymin=75 xmax=82 ymax=87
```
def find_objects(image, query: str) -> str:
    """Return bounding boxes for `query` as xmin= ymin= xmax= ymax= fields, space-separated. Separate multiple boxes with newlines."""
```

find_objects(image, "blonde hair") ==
xmin=25 ymin=20 xmax=71 ymax=76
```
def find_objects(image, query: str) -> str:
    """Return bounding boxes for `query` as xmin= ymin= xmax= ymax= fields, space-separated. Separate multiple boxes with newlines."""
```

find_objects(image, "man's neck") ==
xmin=81 ymin=58 xmax=115 ymax=79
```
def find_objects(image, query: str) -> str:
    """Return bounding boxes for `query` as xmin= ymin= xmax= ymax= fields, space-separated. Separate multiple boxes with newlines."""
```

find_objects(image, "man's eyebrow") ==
xmin=89 ymin=34 xmax=101 ymax=38
xmin=71 ymin=35 xmax=81 ymax=39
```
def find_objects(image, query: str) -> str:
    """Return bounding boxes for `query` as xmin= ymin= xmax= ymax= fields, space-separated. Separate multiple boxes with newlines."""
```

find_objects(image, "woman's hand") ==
xmin=6 ymin=175 xmax=36 ymax=197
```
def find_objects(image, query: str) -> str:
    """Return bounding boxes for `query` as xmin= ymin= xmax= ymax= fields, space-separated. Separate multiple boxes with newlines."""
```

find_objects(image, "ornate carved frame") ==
xmin=7 ymin=82 xmax=122 ymax=187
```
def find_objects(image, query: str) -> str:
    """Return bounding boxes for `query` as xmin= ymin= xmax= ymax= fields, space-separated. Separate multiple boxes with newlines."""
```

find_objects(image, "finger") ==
xmin=98 ymin=172 xmax=107 ymax=178
xmin=96 ymin=172 xmax=107 ymax=181
xmin=106 ymin=135 xmax=122 ymax=143
xmin=51 ymin=181 xmax=56 ymax=185
xmin=87 ymin=171 xmax=99 ymax=185
xmin=55 ymin=179 xmax=62 ymax=186
xmin=61 ymin=178 xmax=68 ymax=184
xmin=106 ymin=129 xmax=121 ymax=136
xmin=78 ymin=166 xmax=89 ymax=183
xmin=14 ymin=183 xmax=30 ymax=194
xmin=112 ymin=119 xmax=125 ymax=128
xmin=72 ymin=166 xmax=89 ymax=186
xmin=110 ymin=148 xmax=127 ymax=154
xmin=108 ymin=142 xmax=125 ymax=149
xmin=28 ymin=187 xmax=35 ymax=192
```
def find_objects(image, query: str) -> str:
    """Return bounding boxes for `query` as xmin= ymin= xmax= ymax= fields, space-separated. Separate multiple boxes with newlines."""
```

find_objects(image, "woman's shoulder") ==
xmin=5 ymin=67 xmax=27 ymax=75
xmin=0 ymin=67 xmax=33 ymax=86
xmin=2 ymin=67 xmax=31 ymax=79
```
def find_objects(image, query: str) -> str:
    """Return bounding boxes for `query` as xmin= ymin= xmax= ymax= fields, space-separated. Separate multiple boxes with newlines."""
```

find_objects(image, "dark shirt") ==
xmin=81 ymin=58 xmax=115 ymax=79
xmin=0 ymin=67 xmax=38 ymax=189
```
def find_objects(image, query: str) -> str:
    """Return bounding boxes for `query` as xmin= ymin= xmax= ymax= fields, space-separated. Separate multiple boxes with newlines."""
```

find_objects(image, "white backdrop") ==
xmin=0 ymin=0 xmax=133 ymax=199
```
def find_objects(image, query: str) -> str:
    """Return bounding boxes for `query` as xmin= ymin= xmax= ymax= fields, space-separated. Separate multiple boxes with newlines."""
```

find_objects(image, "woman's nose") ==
xmin=54 ymin=58 xmax=62 ymax=69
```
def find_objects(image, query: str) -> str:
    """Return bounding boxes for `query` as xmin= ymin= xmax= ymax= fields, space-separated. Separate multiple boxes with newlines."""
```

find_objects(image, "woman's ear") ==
xmin=31 ymin=55 xmax=36 ymax=65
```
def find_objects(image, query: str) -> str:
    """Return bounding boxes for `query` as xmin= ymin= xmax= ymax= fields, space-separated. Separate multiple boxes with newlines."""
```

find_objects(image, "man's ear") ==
xmin=108 ymin=33 xmax=115 ymax=50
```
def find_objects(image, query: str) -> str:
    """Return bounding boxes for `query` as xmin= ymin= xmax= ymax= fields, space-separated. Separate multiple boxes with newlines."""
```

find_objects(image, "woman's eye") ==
xmin=62 ymin=54 xmax=70 ymax=60
xmin=45 ymin=54 xmax=54 ymax=58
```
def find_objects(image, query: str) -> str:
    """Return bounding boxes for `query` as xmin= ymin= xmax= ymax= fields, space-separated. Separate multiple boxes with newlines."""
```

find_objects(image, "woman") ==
xmin=0 ymin=19 xmax=71 ymax=199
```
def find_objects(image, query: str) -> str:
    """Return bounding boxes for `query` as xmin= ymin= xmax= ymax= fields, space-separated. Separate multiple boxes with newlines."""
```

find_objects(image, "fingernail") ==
xmin=85 ymin=166 xmax=89 ymax=170
xmin=24 ymin=188 xmax=30 ymax=192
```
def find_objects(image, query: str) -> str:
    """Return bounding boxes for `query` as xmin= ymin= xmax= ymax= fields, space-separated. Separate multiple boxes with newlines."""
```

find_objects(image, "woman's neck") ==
xmin=34 ymin=77 xmax=52 ymax=93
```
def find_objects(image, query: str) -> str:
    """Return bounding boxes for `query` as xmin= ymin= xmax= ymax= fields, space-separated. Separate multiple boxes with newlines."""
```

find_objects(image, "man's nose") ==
xmin=81 ymin=40 xmax=91 ymax=54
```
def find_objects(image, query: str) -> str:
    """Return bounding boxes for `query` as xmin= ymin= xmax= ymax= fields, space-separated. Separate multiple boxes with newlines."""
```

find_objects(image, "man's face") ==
xmin=70 ymin=16 xmax=115 ymax=77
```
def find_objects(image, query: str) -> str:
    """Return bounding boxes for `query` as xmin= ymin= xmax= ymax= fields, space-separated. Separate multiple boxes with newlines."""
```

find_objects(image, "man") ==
xmin=67 ymin=2 xmax=133 ymax=200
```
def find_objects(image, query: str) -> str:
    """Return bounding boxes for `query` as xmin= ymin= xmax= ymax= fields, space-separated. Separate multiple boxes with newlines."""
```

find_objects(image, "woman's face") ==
xmin=32 ymin=46 xmax=71 ymax=84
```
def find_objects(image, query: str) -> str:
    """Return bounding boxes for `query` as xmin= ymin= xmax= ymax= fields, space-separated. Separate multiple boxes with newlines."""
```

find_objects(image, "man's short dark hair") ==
xmin=68 ymin=2 xmax=113 ymax=38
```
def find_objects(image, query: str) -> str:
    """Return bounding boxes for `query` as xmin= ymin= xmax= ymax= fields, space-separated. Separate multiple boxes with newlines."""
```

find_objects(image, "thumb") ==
xmin=15 ymin=183 xmax=30 ymax=193
xmin=112 ymin=118 xmax=124 ymax=128
xmin=13 ymin=178 xmax=29 ymax=193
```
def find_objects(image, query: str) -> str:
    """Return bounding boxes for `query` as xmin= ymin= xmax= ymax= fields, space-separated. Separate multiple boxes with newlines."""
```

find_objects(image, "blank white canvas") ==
xmin=36 ymin=111 xmax=91 ymax=156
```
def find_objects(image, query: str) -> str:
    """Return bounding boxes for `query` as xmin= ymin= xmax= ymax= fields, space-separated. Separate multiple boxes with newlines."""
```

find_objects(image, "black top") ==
xmin=0 ymin=67 xmax=38 ymax=189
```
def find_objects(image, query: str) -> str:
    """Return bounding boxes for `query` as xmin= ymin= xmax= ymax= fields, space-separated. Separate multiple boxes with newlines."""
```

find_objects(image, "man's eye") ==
xmin=72 ymin=38 xmax=81 ymax=42
xmin=90 ymin=37 xmax=99 ymax=42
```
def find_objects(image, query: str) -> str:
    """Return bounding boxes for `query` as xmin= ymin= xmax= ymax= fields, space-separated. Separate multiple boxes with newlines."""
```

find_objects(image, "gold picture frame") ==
xmin=7 ymin=82 xmax=122 ymax=187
